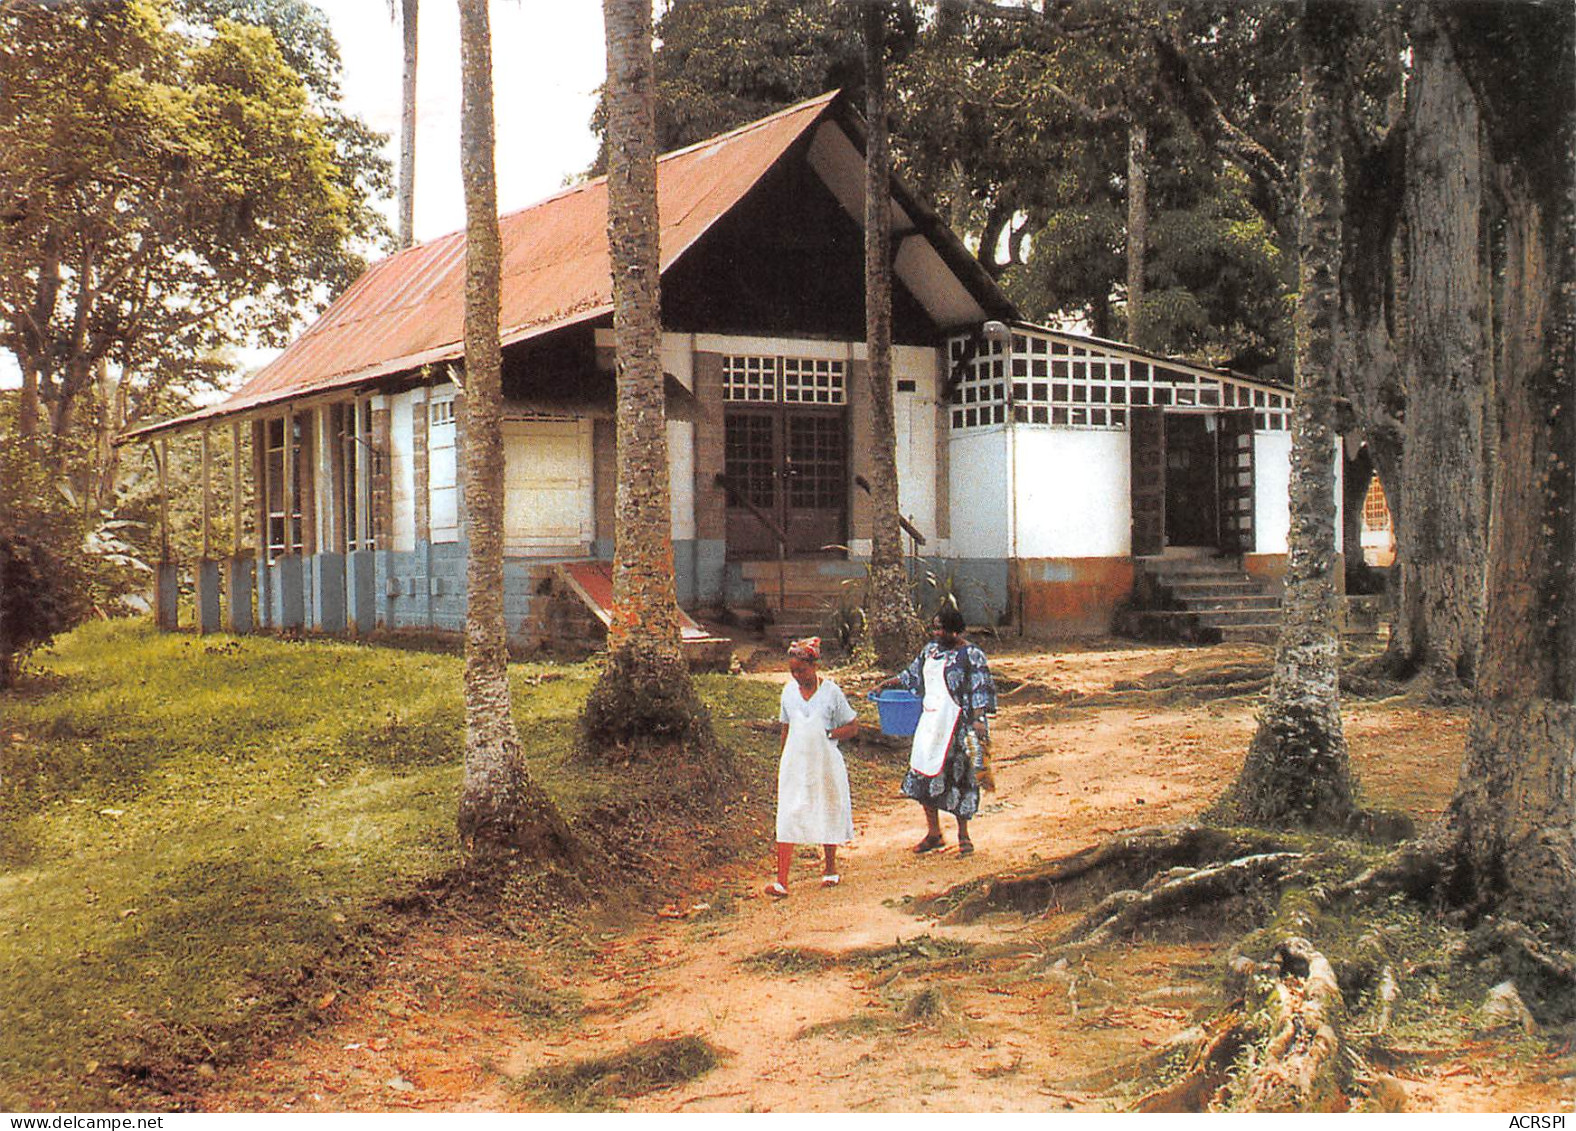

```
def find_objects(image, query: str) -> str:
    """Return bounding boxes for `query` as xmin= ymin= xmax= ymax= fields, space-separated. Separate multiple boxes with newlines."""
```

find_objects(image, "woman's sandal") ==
xmin=821 ymin=873 xmax=841 ymax=888
xmin=912 ymin=834 xmax=944 ymax=854
xmin=764 ymin=881 xmax=789 ymax=898
xmin=958 ymin=839 xmax=975 ymax=858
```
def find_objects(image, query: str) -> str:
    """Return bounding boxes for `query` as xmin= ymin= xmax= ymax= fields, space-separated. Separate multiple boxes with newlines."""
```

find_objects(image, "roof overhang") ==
xmin=121 ymin=89 xmax=1020 ymax=444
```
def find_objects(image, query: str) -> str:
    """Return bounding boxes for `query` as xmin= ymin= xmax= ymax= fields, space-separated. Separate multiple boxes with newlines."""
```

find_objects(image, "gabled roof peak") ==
xmin=388 ymin=89 xmax=846 ymax=260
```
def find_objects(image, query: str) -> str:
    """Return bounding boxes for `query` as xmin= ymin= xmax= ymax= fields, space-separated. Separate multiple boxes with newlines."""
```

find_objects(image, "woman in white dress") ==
xmin=767 ymin=636 xmax=859 ymax=898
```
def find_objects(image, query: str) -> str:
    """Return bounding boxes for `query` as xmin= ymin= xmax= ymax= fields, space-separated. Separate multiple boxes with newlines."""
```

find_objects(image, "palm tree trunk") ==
xmin=454 ymin=0 xmax=569 ymax=862
xmin=581 ymin=0 xmax=721 ymax=758
xmin=397 ymin=0 xmax=418 ymax=249
xmin=1126 ymin=120 xmax=1148 ymax=346
xmin=1225 ymin=0 xmax=1358 ymax=830
xmin=863 ymin=0 xmax=923 ymax=669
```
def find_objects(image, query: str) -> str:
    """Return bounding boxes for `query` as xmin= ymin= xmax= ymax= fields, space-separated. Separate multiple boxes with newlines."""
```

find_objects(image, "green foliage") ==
xmin=622 ymin=2 xmax=1301 ymax=370
xmin=590 ymin=0 xmax=918 ymax=173
xmin=0 ymin=624 xmax=780 ymax=1108
xmin=0 ymin=403 xmax=202 ymax=626
xmin=0 ymin=0 xmax=388 ymax=477
xmin=0 ymin=432 xmax=101 ymax=683
xmin=0 ymin=534 xmax=74 ymax=690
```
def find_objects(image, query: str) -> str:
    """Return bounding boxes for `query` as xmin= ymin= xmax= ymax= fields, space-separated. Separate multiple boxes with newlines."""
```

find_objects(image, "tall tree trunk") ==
xmin=862 ymin=0 xmax=923 ymax=668
xmin=1435 ymin=2 xmax=1576 ymax=941
xmin=1225 ymin=0 xmax=1358 ymax=830
xmin=398 ymin=0 xmax=418 ymax=250
xmin=17 ymin=357 xmax=40 ymax=442
xmin=454 ymin=0 xmax=570 ymax=862
xmin=1126 ymin=120 xmax=1148 ymax=347
xmin=581 ymin=0 xmax=720 ymax=757
xmin=15 ymin=234 xmax=63 ymax=443
xmin=1386 ymin=2 xmax=1487 ymax=689
xmin=1336 ymin=122 xmax=1406 ymax=546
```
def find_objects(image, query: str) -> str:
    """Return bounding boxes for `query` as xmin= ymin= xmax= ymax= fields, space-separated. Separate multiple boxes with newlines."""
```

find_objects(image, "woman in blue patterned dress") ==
xmin=875 ymin=603 xmax=996 ymax=856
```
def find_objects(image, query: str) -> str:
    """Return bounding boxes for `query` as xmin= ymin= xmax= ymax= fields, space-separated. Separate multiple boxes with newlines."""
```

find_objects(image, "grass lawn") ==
xmin=0 ymin=621 xmax=782 ymax=1110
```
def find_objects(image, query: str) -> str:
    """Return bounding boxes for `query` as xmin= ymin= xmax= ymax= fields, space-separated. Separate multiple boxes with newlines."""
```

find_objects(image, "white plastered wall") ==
xmin=1013 ymin=428 xmax=1131 ymax=558
xmin=667 ymin=417 xmax=695 ymax=541
xmin=893 ymin=344 xmax=939 ymax=550
xmin=948 ymin=428 xmax=1011 ymax=559
xmin=389 ymin=391 xmax=416 ymax=552
xmin=1253 ymin=431 xmax=1291 ymax=555
xmin=1250 ymin=432 xmax=1343 ymax=556
xmin=663 ymin=334 xmax=697 ymax=540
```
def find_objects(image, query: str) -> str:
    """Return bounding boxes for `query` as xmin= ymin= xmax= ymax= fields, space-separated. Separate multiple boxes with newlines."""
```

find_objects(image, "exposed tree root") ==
xmin=921 ymin=820 xmax=1571 ymax=1111
xmin=1134 ymin=937 xmax=1403 ymax=1113
xmin=936 ymin=824 xmax=1296 ymax=923
xmin=1065 ymin=852 xmax=1304 ymax=947
xmin=1464 ymin=919 xmax=1576 ymax=1016
xmin=1132 ymin=1010 xmax=1250 ymax=1112
xmin=1338 ymin=842 xmax=1576 ymax=1004
xmin=1372 ymin=964 xmax=1400 ymax=1034
xmin=1235 ymin=938 xmax=1351 ymax=1111
xmin=1089 ymin=647 xmax=1403 ymax=707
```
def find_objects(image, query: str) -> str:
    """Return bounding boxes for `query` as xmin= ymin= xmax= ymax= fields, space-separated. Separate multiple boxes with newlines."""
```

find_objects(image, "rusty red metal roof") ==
xmin=125 ymin=91 xmax=841 ymax=440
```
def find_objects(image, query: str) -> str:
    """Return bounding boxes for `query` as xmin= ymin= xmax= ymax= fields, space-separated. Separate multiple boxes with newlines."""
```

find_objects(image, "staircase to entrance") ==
xmin=1119 ymin=555 xmax=1282 ymax=644
xmin=737 ymin=558 xmax=865 ymax=643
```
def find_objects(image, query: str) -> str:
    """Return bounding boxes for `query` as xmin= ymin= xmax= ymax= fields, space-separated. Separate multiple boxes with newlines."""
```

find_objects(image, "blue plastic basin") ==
xmin=870 ymin=689 xmax=922 ymax=737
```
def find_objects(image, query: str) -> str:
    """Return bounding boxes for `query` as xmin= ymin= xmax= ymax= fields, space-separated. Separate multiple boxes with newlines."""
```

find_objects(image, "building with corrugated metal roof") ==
xmin=126 ymin=91 xmax=1316 ymax=646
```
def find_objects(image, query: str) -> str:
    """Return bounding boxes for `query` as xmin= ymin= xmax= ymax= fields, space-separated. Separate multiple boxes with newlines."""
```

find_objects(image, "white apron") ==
xmin=908 ymin=654 xmax=961 ymax=778
xmin=776 ymin=689 xmax=856 ymax=845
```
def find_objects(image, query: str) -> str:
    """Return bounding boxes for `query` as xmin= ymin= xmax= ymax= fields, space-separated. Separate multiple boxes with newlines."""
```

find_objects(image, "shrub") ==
xmin=0 ymin=532 xmax=76 ymax=688
xmin=0 ymin=439 xmax=94 ymax=687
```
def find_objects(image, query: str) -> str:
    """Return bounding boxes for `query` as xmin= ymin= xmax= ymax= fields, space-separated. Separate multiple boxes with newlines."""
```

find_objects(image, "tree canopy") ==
xmin=598 ymin=0 xmax=1294 ymax=370
xmin=0 ymin=0 xmax=388 ymax=451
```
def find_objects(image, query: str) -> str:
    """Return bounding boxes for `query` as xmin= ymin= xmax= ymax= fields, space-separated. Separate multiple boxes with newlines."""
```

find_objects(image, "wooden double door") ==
xmin=723 ymin=406 xmax=848 ymax=558
xmin=1130 ymin=408 xmax=1256 ymax=555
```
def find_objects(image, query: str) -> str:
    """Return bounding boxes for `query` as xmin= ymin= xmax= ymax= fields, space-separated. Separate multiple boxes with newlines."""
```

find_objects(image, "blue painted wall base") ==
xmin=154 ymin=563 xmax=179 ymax=630
xmin=270 ymin=556 xmax=304 ymax=631
xmin=226 ymin=556 xmax=254 ymax=634
xmin=195 ymin=560 xmax=221 ymax=634
xmin=346 ymin=550 xmax=376 ymax=633
xmin=310 ymin=553 xmax=347 ymax=633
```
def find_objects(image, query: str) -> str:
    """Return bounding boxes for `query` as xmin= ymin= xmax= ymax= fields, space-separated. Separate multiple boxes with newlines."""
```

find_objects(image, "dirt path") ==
xmin=202 ymin=642 xmax=1573 ymax=1113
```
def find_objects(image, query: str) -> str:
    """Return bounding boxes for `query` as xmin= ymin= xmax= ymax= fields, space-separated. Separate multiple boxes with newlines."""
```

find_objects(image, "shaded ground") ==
xmin=200 ymin=640 xmax=1574 ymax=1113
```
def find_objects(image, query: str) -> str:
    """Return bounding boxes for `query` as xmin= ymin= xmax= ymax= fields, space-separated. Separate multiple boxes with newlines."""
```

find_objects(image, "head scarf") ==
xmin=786 ymin=636 xmax=821 ymax=662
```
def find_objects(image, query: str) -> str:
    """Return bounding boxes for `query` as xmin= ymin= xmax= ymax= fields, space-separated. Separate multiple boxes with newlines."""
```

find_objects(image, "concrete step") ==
xmin=1195 ymin=607 xmax=1285 ymax=627
xmin=739 ymin=559 xmax=865 ymax=581
xmin=1219 ymin=624 xmax=1280 ymax=643
xmin=764 ymin=621 xmax=828 ymax=643
xmin=778 ymin=591 xmax=850 ymax=612
xmin=742 ymin=577 xmax=858 ymax=599
xmin=1175 ymin=595 xmax=1282 ymax=613
xmin=1124 ymin=554 xmax=1283 ymax=645
xmin=1139 ymin=557 xmax=1242 ymax=576
xmin=1166 ymin=578 xmax=1262 ymax=596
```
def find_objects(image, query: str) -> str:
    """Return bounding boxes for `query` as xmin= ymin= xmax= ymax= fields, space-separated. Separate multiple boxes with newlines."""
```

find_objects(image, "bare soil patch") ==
xmin=200 ymin=641 xmax=1573 ymax=1113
